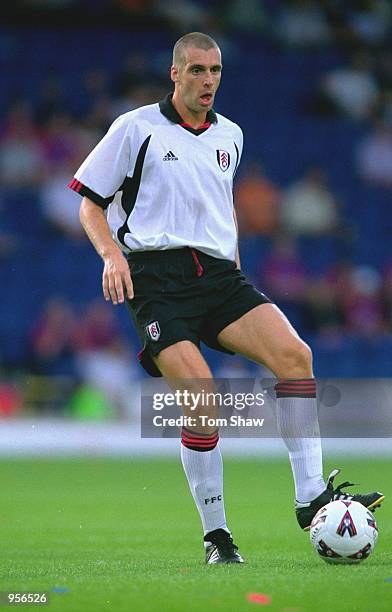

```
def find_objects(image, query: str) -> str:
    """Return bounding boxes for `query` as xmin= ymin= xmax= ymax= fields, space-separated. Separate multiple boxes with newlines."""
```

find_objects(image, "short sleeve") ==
xmin=69 ymin=114 xmax=131 ymax=208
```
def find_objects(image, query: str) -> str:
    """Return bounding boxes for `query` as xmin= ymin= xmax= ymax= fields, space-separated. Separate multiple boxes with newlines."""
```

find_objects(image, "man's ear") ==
xmin=171 ymin=64 xmax=179 ymax=83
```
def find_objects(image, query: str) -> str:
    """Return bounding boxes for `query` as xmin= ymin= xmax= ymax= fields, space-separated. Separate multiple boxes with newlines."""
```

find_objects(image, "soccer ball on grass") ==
xmin=310 ymin=500 xmax=378 ymax=564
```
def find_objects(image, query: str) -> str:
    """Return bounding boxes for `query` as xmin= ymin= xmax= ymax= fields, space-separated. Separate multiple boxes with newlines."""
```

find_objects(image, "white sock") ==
xmin=275 ymin=380 xmax=325 ymax=503
xmin=181 ymin=443 xmax=229 ymax=537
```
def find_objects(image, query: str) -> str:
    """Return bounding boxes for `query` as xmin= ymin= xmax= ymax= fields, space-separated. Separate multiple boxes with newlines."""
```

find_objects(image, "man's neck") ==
xmin=172 ymin=93 xmax=208 ymax=129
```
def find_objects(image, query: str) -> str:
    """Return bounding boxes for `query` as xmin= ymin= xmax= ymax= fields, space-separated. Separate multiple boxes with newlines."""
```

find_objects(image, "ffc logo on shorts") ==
xmin=146 ymin=321 xmax=161 ymax=341
xmin=216 ymin=149 xmax=230 ymax=172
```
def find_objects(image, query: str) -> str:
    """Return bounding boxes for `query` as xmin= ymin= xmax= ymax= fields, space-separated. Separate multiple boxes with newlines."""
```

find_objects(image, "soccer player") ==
xmin=70 ymin=32 xmax=384 ymax=564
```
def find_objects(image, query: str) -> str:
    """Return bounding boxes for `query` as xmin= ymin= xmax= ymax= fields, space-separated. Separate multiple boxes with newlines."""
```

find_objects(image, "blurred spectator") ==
xmin=83 ymin=68 xmax=109 ymax=102
xmin=75 ymin=342 xmax=139 ymax=420
xmin=27 ymin=297 xmax=140 ymax=417
xmin=382 ymin=261 xmax=392 ymax=329
xmin=340 ymin=265 xmax=386 ymax=335
xmin=67 ymin=383 xmax=114 ymax=421
xmin=0 ymin=232 xmax=18 ymax=258
xmin=110 ymin=49 xmax=167 ymax=118
xmin=258 ymin=235 xmax=309 ymax=303
xmin=280 ymin=167 xmax=340 ymax=236
xmin=225 ymin=0 xmax=270 ymax=34
xmin=0 ymin=195 xmax=19 ymax=258
xmin=324 ymin=3 xmax=357 ymax=50
xmin=324 ymin=260 xmax=355 ymax=299
xmin=154 ymin=0 xmax=208 ymax=31
xmin=83 ymin=97 xmax=112 ymax=133
xmin=40 ymin=162 xmax=85 ymax=240
xmin=0 ymin=382 xmax=22 ymax=417
xmin=35 ymin=75 xmax=66 ymax=125
xmin=356 ymin=122 xmax=392 ymax=188
xmin=0 ymin=102 xmax=45 ymax=187
xmin=257 ymin=235 xmax=310 ymax=329
xmin=115 ymin=0 xmax=154 ymax=15
xmin=110 ymin=49 xmax=167 ymax=121
xmin=71 ymin=119 xmax=103 ymax=158
xmin=344 ymin=0 xmax=391 ymax=48
xmin=40 ymin=112 xmax=78 ymax=174
xmin=73 ymin=300 xmax=122 ymax=351
xmin=234 ymin=161 xmax=281 ymax=235
xmin=275 ymin=0 xmax=332 ymax=48
xmin=303 ymin=277 xmax=343 ymax=333
xmin=318 ymin=52 xmax=379 ymax=120
xmin=372 ymin=89 xmax=392 ymax=126
xmin=29 ymin=298 xmax=77 ymax=377
xmin=39 ymin=113 xmax=101 ymax=239
xmin=375 ymin=50 xmax=392 ymax=92
xmin=73 ymin=301 xmax=139 ymax=419
xmin=110 ymin=83 xmax=164 ymax=121
xmin=113 ymin=51 xmax=153 ymax=97
xmin=67 ymin=68 xmax=111 ymax=119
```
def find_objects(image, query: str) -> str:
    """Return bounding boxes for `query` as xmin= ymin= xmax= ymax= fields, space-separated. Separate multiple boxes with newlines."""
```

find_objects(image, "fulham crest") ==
xmin=216 ymin=150 xmax=230 ymax=172
xmin=146 ymin=321 xmax=161 ymax=341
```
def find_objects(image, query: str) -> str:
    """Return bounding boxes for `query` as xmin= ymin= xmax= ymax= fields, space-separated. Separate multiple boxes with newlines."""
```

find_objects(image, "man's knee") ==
xmin=154 ymin=340 xmax=212 ymax=379
xmin=274 ymin=339 xmax=313 ymax=378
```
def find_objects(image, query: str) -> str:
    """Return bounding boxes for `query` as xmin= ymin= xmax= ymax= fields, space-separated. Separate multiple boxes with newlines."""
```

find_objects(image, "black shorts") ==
xmin=126 ymin=247 xmax=271 ymax=377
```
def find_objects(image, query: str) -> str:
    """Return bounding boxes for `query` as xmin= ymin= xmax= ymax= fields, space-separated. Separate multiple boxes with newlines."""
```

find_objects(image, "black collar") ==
xmin=159 ymin=93 xmax=217 ymax=135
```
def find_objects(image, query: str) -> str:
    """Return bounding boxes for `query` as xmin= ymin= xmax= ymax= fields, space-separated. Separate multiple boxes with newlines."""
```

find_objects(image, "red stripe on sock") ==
xmin=279 ymin=378 xmax=315 ymax=382
xmin=276 ymin=390 xmax=316 ymax=394
xmin=276 ymin=378 xmax=315 ymax=382
xmin=182 ymin=441 xmax=218 ymax=449
xmin=181 ymin=441 xmax=218 ymax=450
xmin=181 ymin=428 xmax=219 ymax=450
xmin=276 ymin=380 xmax=315 ymax=384
xmin=275 ymin=380 xmax=316 ymax=389
xmin=275 ymin=379 xmax=316 ymax=398
xmin=275 ymin=385 xmax=316 ymax=391
xmin=182 ymin=434 xmax=219 ymax=445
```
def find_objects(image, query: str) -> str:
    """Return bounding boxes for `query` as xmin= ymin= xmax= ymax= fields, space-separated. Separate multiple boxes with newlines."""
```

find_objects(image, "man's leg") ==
xmin=217 ymin=304 xmax=325 ymax=506
xmin=217 ymin=303 xmax=384 ymax=527
xmin=154 ymin=341 xmax=243 ymax=563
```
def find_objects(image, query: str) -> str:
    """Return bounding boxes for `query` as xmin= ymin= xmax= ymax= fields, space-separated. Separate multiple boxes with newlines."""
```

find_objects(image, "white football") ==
xmin=310 ymin=500 xmax=378 ymax=564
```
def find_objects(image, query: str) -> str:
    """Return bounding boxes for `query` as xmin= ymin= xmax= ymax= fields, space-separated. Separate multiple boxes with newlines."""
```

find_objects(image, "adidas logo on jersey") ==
xmin=163 ymin=150 xmax=178 ymax=161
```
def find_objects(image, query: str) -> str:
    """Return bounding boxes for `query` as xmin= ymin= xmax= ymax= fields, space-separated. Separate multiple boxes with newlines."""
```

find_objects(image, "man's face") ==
xmin=171 ymin=46 xmax=222 ymax=114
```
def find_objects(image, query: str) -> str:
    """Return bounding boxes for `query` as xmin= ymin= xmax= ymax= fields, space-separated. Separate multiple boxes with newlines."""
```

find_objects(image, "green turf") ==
xmin=0 ymin=456 xmax=390 ymax=612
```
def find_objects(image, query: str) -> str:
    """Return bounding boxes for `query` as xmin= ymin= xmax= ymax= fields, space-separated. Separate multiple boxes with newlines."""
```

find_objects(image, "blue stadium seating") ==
xmin=1 ymin=29 xmax=390 ymax=377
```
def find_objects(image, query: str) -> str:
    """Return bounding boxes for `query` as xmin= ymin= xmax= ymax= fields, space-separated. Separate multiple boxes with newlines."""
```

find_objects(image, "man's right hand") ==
xmin=79 ymin=197 xmax=134 ymax=305
xmin=102 ymin=248 xmax=134 ymax=304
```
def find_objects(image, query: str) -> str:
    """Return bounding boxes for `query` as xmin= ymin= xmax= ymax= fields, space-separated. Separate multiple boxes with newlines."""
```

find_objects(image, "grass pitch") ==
xmin=0 ymin=456 xmax=390 ymax=612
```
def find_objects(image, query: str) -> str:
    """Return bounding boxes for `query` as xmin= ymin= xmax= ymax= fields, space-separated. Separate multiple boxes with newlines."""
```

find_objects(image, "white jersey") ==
xmin=70 ymin=94 xmax=243 ymax=261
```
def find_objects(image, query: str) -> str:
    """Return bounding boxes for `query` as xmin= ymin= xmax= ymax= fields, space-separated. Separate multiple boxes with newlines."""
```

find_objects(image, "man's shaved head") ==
xmin=173 ymin=32 xmax=220 ymax=70
xmin=170 ymin=32 xmax=222 ymax=127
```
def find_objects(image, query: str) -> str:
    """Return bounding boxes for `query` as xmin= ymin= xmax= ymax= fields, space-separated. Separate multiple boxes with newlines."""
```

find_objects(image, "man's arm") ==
xmin=79 ymin=196 xmax=133 ymax=304
xmin=233 ymin=208 xmax=241 ymax=269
